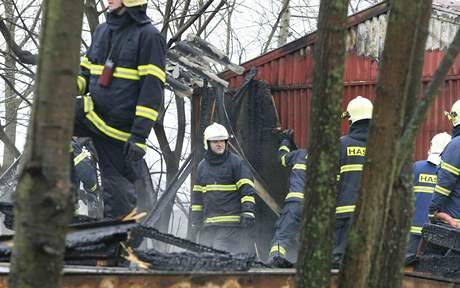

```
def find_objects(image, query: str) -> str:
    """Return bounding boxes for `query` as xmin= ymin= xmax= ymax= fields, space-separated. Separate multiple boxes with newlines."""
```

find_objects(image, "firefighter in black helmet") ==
xmin=74 ymin=0 xmax=165 ymax=218
xmin=190 ymin=123 xmax=257 ymax=254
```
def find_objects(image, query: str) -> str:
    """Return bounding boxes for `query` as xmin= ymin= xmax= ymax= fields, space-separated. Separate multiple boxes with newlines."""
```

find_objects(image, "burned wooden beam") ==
xmin=166 ymin=75 xmax=193 ymax=98
xmin=131 ymin=249 xmax=256 ymax=271
xmin=168 ymin=51 xmax=229 ymax=88
xmin=186 ymin=34 xmax=245 ymax=75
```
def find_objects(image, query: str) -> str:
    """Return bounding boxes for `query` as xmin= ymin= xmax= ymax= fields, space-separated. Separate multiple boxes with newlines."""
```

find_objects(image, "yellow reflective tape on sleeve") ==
xmin=413 ymin=186 xmax=434 ymax=193
xmin=74 ymin=152 xmax=90 ymax=166
xmin=138 ymin=64 xmax=166 ymax=83
xmin=410 ymin=226 xmax=422 ymax=234
xmin=434 ymin=185 xmax=451 ymax=196
xmin=281 ymin=155 xmax=287 ymax=167
xmin=285 ymin=192 xmax=304 ymax=200
xmin=77 ymin=76 xmax=86 ymax=94
xmin=205 ymin=215 xmax=240 ymax=223
xmin=270 ymin=244 xmax=286 ymax=256
xmin=205 ymin=184 xmax=238 ymax=192
xmin=336 ymin=205 xmax=356 ymax=214
xmin=279 ymin=146 xmax=290 ymax=152
xmin=193 ymin=185 xmax=205 ymax=192
xmin=80 ymin=57 xmax=92 ymax=70
xmin=90 ymin=184 xmax=97 ymax=192
xmin=441 ymin=161 xmax=460 ymax=176
xmin=242 ymin=212 xmax=255 ymax=218
xmin=135 ymin=143 xmax=147 ymax=151
xmin=236 ymin=178 xmax=255 ymax=189
xmin=136 ymin=105 xmax=159 ymax=122
xmin=86 ymin=111 xmax=130 ymax=142
xmin=293 ymin=163 xmax=307 ymax=170
xmin=191 ymin=205 xmax=203 ymax=212
xmin=340 ymin=164 xmax=363 ymax=173
xmin=241 ymin=196 xmax=256 ymax=204
xmin=337 ymin=174 xmax=340 ymax=182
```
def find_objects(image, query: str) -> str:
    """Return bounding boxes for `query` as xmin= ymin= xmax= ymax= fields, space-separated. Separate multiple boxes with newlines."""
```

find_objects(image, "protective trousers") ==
xmin=199 ymin=226 xmax=254 ymax=255
xmin=333 ymin=217 xmax=353 ymax=264
xmin=73 ymin=98 xmax=140 ymax=218
xmin=269 ymin=202 xmax=303 ymax=263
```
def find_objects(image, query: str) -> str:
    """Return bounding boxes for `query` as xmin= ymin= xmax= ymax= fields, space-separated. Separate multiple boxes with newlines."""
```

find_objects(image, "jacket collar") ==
xmin=348 ymin=119 xmax=370 ymax=142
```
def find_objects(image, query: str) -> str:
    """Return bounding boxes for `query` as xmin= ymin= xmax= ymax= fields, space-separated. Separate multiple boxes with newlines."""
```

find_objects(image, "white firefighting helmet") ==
xmin=203 ymin=122 xmax=229 ymax=150
xmin=427 ymin=132 xmax=451 ymax=165
xmin=122 ymin=0 xmax=147 ymax=7
xmin=342 ymin=96 xmax=373 ymax=125
xmin=445 ymin=99 xmax=460 ymax=127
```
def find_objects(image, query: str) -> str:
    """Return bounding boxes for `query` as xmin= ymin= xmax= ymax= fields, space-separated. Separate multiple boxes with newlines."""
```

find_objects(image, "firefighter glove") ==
xmin=124 ymin=136 xmax=146 ymax=161
xmin=240 ymin=212 xmax=255 ymax=228
xmin=281 ymin=128 xmax=294 ymax=141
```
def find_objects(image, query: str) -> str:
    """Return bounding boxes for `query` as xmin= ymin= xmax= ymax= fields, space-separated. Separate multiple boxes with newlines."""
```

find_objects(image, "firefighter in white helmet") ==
xmin=406 ymin=132 xmax=451 ymax=260
xmin=333 ymin=96 xmax=373 ymax=268
xmin=429 ymin=100 xmax=460 ymax=228
xmin=190 ymin=123 xmax=257 ymax=254
xmin=73 ymin=0 xmax=165 ymax=218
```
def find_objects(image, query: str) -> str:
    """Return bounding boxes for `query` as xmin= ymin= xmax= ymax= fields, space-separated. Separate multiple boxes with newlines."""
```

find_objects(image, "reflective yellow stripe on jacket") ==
xmin=336 ymin=205 xmax=356 ymax=214
xmin=340 ymin=164 xmax=363 ymax=173
xmin=241 ymin=196 xmax=255 ymax=204
xmin=410 ymin=226 xmax=422 ymax=234
xmin=80 ymin=57 xmax=166 ymax=83
xmin=413 ymin=186 xmax=434 ymax=193
xmin=236 ymin=178 xmax=255 ymax=189
xmin=136 ymin=105 xmax=159 ymax=122
xmin=83 ymin=96 xmax=130 ymax=142
xmin=191 ymin=205 xmax=203 ymax=212
xmin=285 ymin=192 xmax=304 ymax=200
xmin=440 ymin=161 xmax=460 ymax=176
xmin=434 ymin=185 xmax=451 ymax=196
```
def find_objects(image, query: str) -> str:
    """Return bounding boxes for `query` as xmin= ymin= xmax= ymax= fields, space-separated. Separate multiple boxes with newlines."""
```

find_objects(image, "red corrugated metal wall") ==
xmin=224 ymin=50 xmax=460 ymax=160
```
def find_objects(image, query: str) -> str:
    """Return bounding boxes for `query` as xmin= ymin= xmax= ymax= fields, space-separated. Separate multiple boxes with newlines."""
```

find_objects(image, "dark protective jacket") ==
xmin=335 ymin=119 xmax=370 ymax=219
xmin=429 ymin=125 xmax=460 ymax=223
xmin=278 ymin=139 xmax=307 ymax=202
xmin=77 ymin=9 xmax=166 ymax=147
xmin=191 ymin=149 xmax=256 ymax=227
xmin=410 ymin=160 xmax=437 ymax=235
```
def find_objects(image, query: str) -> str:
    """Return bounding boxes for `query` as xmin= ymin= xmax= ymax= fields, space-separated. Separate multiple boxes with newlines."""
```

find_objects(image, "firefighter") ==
xmin=190 ymin=123 xmax=256 ymax=254
xmin=268 ymin=128 xmax=307 ymax=267
xmin=72 ymin=138 xmax=103 ymax=218
xmin=429 ymin=100 xmax=460 ymax=228
xmin=74 ymin=0 xmax=166 ymax=218
xmin=333 ymin=96 xmax=373 ymax=268
xmin=406 ymin=132 xmax=451 ymax=258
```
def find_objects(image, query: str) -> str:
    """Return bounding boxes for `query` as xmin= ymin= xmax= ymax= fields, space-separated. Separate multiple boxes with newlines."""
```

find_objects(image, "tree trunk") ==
xmin=371 ymin=2 xmax=432 ymax=287
xmin=3 ymin=0 xmax=19 ymax=170
xmin=277 ymin=0 xmax=290 ymax=47
xmin=296 ymin=1 xmax=349 ymax=287
xmin=338 ymin=1 xmax=431 ymax=287
xmin=9 ymin=1 xmax=83 ymax=287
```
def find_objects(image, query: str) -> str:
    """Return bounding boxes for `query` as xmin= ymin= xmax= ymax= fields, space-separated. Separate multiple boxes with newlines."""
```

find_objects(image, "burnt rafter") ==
xmin=166 ymin=34 xmax=244 ymax=97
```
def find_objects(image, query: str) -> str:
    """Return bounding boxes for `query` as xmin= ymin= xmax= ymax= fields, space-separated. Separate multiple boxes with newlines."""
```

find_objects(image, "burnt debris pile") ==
xmin=412 ymin=224 xmax=460 ymax=278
